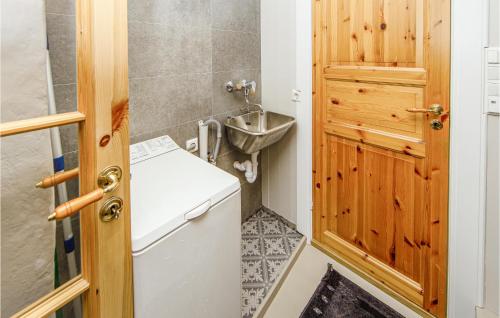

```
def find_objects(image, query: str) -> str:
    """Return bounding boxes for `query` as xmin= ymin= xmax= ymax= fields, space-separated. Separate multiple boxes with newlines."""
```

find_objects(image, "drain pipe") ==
xmin=199 ymin=119 xmax=222 ymax=164
xmin=47 ymin=50 xmax=82 ymax=318
xmin=234 ymin=151 xmax=259 ymax=183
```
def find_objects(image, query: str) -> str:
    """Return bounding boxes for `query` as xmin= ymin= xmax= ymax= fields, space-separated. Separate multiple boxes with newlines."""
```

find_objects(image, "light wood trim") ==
xmin=0 ymin=112 xmax=85 ymax=137
xmin=324 ymin=66 xmax=427 ymax=86
xmin=12 ymin=276 xmax=89 ymax=318
xmin=421 ymin=0 xmax=451 ymax=315
xmin=49 ymin=189 xmax=104 ymax=221
xmin=312 ymin=240 xmax=435 ymax=318
xmin=322 ymin=232 xmax=424 ymax=305
xmin=36 ymin=168 xmax=79 ymax=189
xmin=324 ymin=122 xmax=426 ymax=158
xmin=77 ymin=0 xmax=133 ymax=316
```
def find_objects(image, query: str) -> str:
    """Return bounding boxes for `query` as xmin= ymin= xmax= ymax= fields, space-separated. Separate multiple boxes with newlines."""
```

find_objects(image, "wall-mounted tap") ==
xmin=225 ymin=79 xmax=256 ymax=96
xmin=225 ymin=79 xmax=263 ymax=114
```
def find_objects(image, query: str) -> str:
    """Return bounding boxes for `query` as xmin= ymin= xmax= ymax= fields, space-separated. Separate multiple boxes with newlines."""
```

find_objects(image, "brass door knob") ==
xmin=48 ymin=166 xmax=122 ymax=221
xmin=97 ymin=166 xmax=122 ymax=193
xmin=406 ymin=104 xmax=444 ymax=116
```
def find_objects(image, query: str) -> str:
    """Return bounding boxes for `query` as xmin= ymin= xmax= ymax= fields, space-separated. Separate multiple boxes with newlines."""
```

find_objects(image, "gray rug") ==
xmin=300 ymin=264 xmax=404 ymax=318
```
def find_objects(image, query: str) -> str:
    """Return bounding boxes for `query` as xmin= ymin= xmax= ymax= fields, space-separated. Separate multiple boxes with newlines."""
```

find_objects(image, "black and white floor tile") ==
xmin=241 ymin=208 xmax=303 ymax=318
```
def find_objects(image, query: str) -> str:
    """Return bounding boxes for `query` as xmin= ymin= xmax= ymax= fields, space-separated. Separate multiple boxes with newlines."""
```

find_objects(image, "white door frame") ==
xmin=448 ymin=0 xmax=489 ymax=317
xmin=294 ymin=0 xmax=488 ymax=316
xmin=295 ymin=0 xmax=313 ymax=241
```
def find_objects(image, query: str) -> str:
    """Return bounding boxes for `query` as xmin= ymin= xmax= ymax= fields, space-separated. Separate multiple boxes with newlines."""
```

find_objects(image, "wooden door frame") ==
xmin=77 ymin=0 xmax=133 ymax=316
xmin=297 ymin=0 xmax=486 ymax=317
xmin=0 ymin=0 xmax=133 ymax=316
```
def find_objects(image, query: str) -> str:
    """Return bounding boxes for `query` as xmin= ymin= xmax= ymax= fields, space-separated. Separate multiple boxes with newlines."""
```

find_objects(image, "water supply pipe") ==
xmin=234 ymin=151 xmax=259 ymax=183
xmin=199 ymin=119 xmax=222 ymax=164
xmin=47 ymin=50 xmax=82 ymax=318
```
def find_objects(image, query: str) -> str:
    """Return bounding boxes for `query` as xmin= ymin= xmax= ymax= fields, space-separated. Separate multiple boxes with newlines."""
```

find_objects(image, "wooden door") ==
xmin=0 ymin=0 xmax=133 ymax=316
xmin=312 ymin=1 xmax=450 ymax=317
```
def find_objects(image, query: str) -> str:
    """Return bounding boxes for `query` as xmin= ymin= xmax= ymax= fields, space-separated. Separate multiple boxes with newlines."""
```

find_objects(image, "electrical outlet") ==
xmin=292 ymin=89 xmax=302 ymax=102
xmin=186 ymin=137 xmax=198 ymax=153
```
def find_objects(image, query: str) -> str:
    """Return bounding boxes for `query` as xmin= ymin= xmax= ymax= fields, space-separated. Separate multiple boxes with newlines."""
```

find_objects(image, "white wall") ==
xmin=448 ymin=1 xmax=488 ymax=317
xmin=261 ymin=0 xmax=298 ymax=224
xmin=482 ymin=1 xmax=500 ymax=315
xmin=484 ymin=116 xmax=500 ymax=316
xmin=261 ymin=0 xmax=313 ymax=239
xmin=490 ymin=0 xmax=499 ymax=47
xmin=0 ymin=0 xmax=56 ymax=316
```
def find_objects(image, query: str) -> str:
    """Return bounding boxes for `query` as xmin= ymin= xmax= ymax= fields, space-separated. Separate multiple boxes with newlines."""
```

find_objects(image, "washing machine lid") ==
xmin=129 ymin=135 xmax=240 ymax=253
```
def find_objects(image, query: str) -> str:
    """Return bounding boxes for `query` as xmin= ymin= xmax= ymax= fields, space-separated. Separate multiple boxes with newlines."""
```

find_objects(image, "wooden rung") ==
xmin=49 ymin=189 xmax=104 ymax=221
xmin=36 ymin=168 xmax=79 ymax=189
xmin=11 ymin=276 xmax=89 ymax=318
xmin=0 ymin=112 xmax=86 ymax=137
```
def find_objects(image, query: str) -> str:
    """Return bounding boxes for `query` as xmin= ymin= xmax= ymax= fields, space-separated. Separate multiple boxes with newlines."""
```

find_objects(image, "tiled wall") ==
xmin=46 ymin=0 xmax=262 ymax=221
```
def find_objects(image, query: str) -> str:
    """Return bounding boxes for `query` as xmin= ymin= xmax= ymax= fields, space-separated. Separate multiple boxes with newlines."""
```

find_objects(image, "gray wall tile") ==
xmin=46 ymin=0 xmax=74 ymax=15
xmin=212 ymin=0 xmax=260 ymax=33
xmin=53 ymin=84 xmax=78 ymax=153
xmin=129 ymin=72 xmax=212 ymax=137
xmin=128 ymin=22 xmax=212 ymax=78
xmin=53 ymin=83 xmax=77 ymax=113
xmin=130 ymin=120 xmax=200 ymax=152
xmin=212 ymin=69 xmax=260 ymax=115
xmin=212 ymin=30 xmax=260 ymax=72
xmin=46 ymin=13 xmax=76 ymax=85
xmin=59 ymin=124 xmax=78 ymax=154
xmin=241 ymin=180 xmax=263 ymax=221
xmin=128 ymin=0 xmax=211 ymax=28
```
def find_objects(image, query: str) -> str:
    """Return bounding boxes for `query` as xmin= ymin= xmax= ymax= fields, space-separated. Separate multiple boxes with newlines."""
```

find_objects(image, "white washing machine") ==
xmin=130 ymin=135 xmax=241 ymax=318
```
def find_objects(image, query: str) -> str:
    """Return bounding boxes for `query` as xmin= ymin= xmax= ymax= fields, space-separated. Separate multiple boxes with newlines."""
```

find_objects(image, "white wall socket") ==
xmin=186 ymin=137 xmax=199 ymax=153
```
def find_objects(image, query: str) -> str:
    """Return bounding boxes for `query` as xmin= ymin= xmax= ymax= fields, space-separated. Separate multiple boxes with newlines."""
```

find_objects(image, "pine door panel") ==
xmin=325 ymin=137 xmax=425 ymax=282
xmin=326 ymin=81 xmax=424 ymax=137
xmin=313 ymin=0 xmax=450 ymax=316
xmin=325 ymin=80 xmax=426 ymax=156
xmin=326 ymin=0 xmax=422 ymax=66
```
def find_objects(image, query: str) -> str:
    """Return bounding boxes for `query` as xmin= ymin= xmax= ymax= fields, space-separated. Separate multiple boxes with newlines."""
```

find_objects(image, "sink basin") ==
xmin=225 ymin=111 xmax=296 ymax=154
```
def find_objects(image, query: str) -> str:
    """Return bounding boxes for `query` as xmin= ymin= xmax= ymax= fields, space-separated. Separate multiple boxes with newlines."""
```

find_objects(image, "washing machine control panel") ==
xmin=130 ymin=135 xmax=179 ymax=165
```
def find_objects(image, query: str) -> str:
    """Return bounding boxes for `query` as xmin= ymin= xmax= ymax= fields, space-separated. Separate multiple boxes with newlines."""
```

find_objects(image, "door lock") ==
xmin=100 ymin=197 xmax=123 ymax=222
xmin=430 ymin=119 xmax=444 ymax=130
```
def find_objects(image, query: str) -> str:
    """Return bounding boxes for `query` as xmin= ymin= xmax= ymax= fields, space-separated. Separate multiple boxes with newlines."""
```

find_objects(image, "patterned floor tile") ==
xmin=241 ymin=208 xmax=303 ymax=318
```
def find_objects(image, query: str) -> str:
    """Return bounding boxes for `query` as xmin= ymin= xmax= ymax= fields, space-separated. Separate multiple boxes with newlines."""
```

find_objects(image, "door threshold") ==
xmin=253 ymin=236 xmax=307 ymax=318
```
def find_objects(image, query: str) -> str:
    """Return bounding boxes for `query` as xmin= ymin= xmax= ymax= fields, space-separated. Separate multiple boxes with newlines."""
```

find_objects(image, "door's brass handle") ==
xmin=48 ymin=189 xmax=104 ymax=221
xmin=406 ymin=104 xmax=444 ymax=116
xmin=48 ymin=166 xmax=122 ymax=221
xmin=36 ymin=168 xmax=79 ymax=188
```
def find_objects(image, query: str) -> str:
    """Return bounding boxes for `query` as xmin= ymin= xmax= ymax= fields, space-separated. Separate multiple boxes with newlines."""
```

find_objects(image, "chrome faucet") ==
xmin=244 ymin=97 xmax=264 ymax=114
xmin=225 ymin=79 xmax=264 ymax=114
